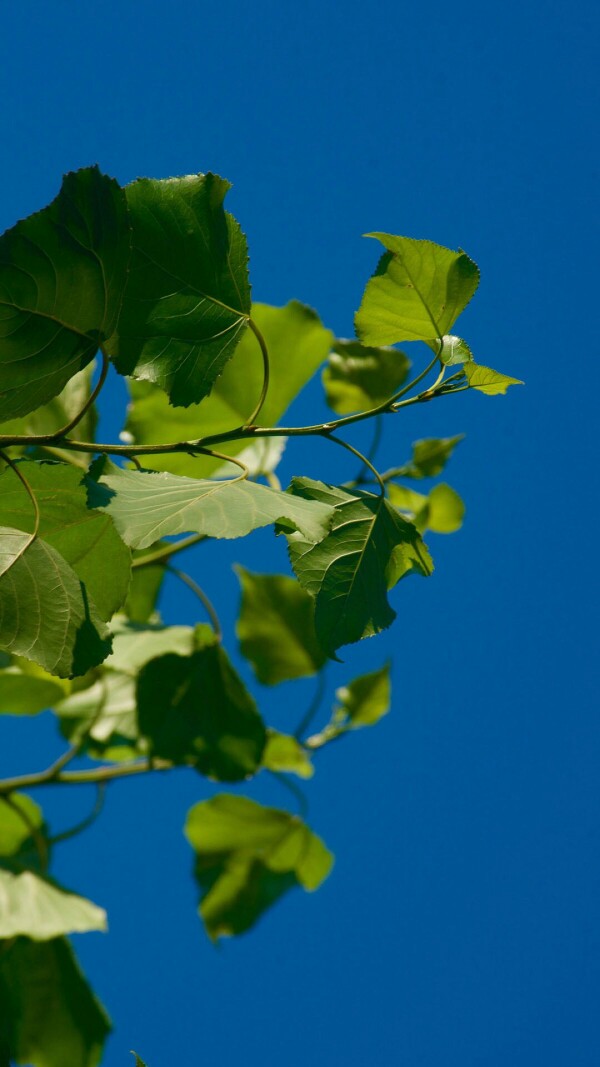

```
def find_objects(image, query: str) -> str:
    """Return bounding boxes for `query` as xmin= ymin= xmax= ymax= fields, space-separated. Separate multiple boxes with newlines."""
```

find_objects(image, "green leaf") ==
xmin=0 ymin=869 xmax=107 ymax=940
xmin=355 ymin=234 xmax=479 ymax=345
xmin=307 ymin=664 xmax=391 ymax=748
xmin=132 ymin=1057 xmax=148 ymax=1067
xmin=395 ymin=435 xmax=465 ymax=479
xmin=104 ymin=617 xmax=196 ymax=673
xmin=185 ymin=794 xmax=333 ymax=939
xmin=322 ymin=339 xmax=411 ymax=414
xmin=0 ymin=937 xmax=111 ymax=1067
xmin=0 ymin=665 xmax=66 ymax=715
xmin=262 ymin=730 xmax=314 ymax=779
xmin=123 ymin=551 xmax=167 ymax=623
xmin=137 ymin=641 xmax=266 ymax=781
xmin=435 ymin=334 xmax=474 ymax=366
xmin=285 ymin=479 xmax=433 ymax=656
xmin=387 ymin=483 xmax=429 ymax=528
xmin=464 ymin=362 xmax=524 ymax=395
xmin=0 ymin=167 xmax=129 ymax=421
xmin=123 ymin=300 xmax=333 ymax=478
xmin=0 ymin=530 xmax=111 ymax=677
xmin=235 ymin=567 xmax=326 ymax=685
xmin=106 ymin=173 xmax=250 ymax=407
xmin=0 ymin=461 xmax=131 ymax=620
xmin=0 ymin=794 xmax=43 ymax=856
xmin=426 ymin=483 xmax=465 ymax=533
xmin=88 ymin=461 xmax=334 ymax=549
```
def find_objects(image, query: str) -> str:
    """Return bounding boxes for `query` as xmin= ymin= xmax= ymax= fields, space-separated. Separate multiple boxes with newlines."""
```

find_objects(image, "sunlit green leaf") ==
xmin=0 ymin=794 xmax=43 ymax=856
xmin=123 ymin=550 xmax=167 ymax=623
xmin=0 ymin=937 xmax=111 ymax=1067
xmin=137 ymin=640 xmax=266 ymax=781
xmin=0 ymin=530 xmax=111 ymax=677
xmin=285 ymin=479 xmax=433 ymax=656
xmin=106 ymin=173 xmax=250 ymax=407
xmin=387 ymin=483 xmax=428 ymax=522
xmin=0 ymin=461 xmax=131 ymax=620
xmin=235 ymin=567 xmax=326 ymax=685
xmin=307 ymin=664 xmax=390 ymax=748
xmin=0 ymin=665 xmax=66 ymax=716
xmin=464 ymin=362 xmax=524 ymax=395
xmin=123 ymin=300 xmax=333 ymax=477
xmin=0 ymin=167 xmax=129 ymax=421
xmin=426 ymin=483 xmax=465 ymax=533
xmin=185 ymin=794 xmax=333 ymax=939
xmin=355 ymin=234 xmax=479 ymax=345
xmin=322 ymin=339 xmax=410 ymax=414
xmin=88 ymin=461 xmax=334 ymax=549
xmin=0 ymin=869 xmax=106 ymax=940
xmin=262 ymin=730 xmax=314 ymax=779
xmin=104 ymin=618 xmax=195 ymax=673
xmin=434 ymin=334 xmax=474 ymax=366
xmin=393 ymin=435 xmax=465 ymax=479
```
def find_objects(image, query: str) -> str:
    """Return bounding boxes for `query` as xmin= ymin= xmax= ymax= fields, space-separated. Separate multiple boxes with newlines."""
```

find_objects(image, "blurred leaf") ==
xmin=137 ymin=642 xmax=266 ymax=781
xmin=355 ymin=234 xmax=479 ymax=345
xmin=0 ymin=794 xmax=43 ymax=856
xmin=132 ymin=1057 xmax=148 ymax=1067
xmin=426 ymin=483 xmax=465 ymax=533
xmin=0 ymin=530 xmax=111 ymax=678
xmin=185 ymin=794 xmax=333 ymax=939
xmin=235 ymin=567 xmax=326 ymax=685
xmin=395 ymin=435 xmax=465 ymax=479
xmin=0 ymin=461 xmax=131 ymax=620
xmin=285 ymin=479 xmax=433 ymax=656
xmin=0 ymin=666 xmax=66 ymax=716
xmin=106 ymin=173 xmax=250 ymax=407
xmin=387 ymin=483 xmax=428 ymax=521
xmin=464 ymin=362 xmax=524 ymax=395
xmin=123 ymin=301 xmax=333 ymax=477
xmin=0 ymin=937 xmax=111 ymax=1067
xmin=88 ymin=461 xmax=334 ymax=549
xmin=55 ymin=672 xmax=138 ymax=753
xmin=0 ymin=870 xmax=106 ymax=940
xmin=104 ymin=618 xmax=195 ymax=673
xmin=322 ymin=339 xmax=410 ymax=414
xmin=0 ymin=167 xmax=129 ymax=421
xmin=307 ymin=664 xmax=390 ymax=747
xmin=262 ymin=730 xmax=314 ymax=779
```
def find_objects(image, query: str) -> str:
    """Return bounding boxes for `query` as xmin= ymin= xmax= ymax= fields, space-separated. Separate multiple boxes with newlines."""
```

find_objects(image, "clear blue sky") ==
xmin=2 ymin=1 xmax=599 ymax=1064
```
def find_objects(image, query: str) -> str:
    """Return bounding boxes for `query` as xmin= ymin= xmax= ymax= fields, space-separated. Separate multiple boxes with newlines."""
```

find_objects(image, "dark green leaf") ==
xmin=0 ymin=530 xmax=111 ymax=677
xmin=322 ymin=339 xmax=410 ymax=414
xmin=0 ymin=794 xmax=43 ymax=856
xmin=137 ymin=641 xmax=266 ymax=781
xmin=262 ymin=730 xmax=314 ymax=779
xmin=0 ymin=937 xmax=111 ymax=1067
xmin=235 ymin=566 xmax=326 ymax=685
xmin=0 ymin=869 xmax=106 ymax=939
xmin=285 ymin=479 xmax=433 ymax=656
xmin=307 ymin=664 xmax=391 ymax=748
xmin=106 ymin=173 xmax=250 ymax=407
xmin=355 ymin=234 xmax=479 ymax=345
xmin=0 ymin=461 xmax=131 ymax=620
xmin=88 ymin=461 xmax=334 ymax=548
xmin=464 ymin=361 xmax=524 ymax=395
xmin=185 ymin=794 xmax=333 ymax=939
xmin=123 ymin=552 xmax=167 ymax=623
xmin=0 ymin=167 xmax=129 ymax=421
xmin=122 ymin=300 xmax=333 ymax=478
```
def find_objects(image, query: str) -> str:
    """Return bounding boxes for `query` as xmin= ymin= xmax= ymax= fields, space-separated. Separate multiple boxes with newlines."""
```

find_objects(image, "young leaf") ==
xmin=285 ymin=480 xmax=433 ymax=656
xmin=106 ymin=173 xmax=250 ymax=407
xmin=0 ymin=461 xmax=131 ymax=621
xmin=395 ymin=435 xmax=465 ymax=479
xmin=0 ymin=530 xmax=111 ymax=678
xmin=235 ymin=567 xmax=326 ymax=685
xmin=322 ymin=339 xmax=411 ymax=414
xmin=0 ymin=166 xmax=129 ymax=421
xmin=137 ymin=642 xmax=266 ymax=781
xmin=88 ymin=461 xmax=334 ymax=549
xmin=123 ymin=300 xmax=334 ymax=478
xmin=307 ymin=664 xmax=390 ymax=748
xmin=185 ymin=794 xmax=333 ymax=939
xmin=0 ymin=870 xmax=107 ymax=940
xmin=464 ymin=362 xmax=524 ymax=395
xmin=261 ymin=730 xmax=314 ymax=779
xmin=355 ymin=234 xmax=479 ymax=345
xmin=0 ymin=937 xmax=111 ymax=1067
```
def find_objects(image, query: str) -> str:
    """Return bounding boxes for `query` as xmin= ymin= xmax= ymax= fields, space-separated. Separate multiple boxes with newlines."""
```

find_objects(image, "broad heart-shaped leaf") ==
xmin=390 ymin=434 xmax=465 ymax=480
xmin=285 ymin=479 xmax=433 ymax=656
xmin=0 ymin=167 xmax=129 ymax=422
xmin=88 ymin=461 xmax=334 ymax=549
xmin=355 ymin=234 xmax=479 ymax=345
xmin=0 ymin=461 xmax=131 ymax=620
xmin=0 ymin=869 xmax=106 ymax=940
xmin=388 ymin=481 xmax=465 ymax=535
xmin=307 ymin=664 xmax=391 ymax=748
xmin=185 ymin=794 xmax=333 ymax=940
xmin=106 ymin=173 xmax=250 ymax=407
xmin=464 ymin=361 xmax=524 ymax=395
xmin=137 ymin=639 xmax=266 ymax=781
xmin=0 ymin=937 xmax=111 ymax=1067
xmin=235 ymin=566 xmax=326 ymax=685
xmin=322 ymin=339 xmax=411 ymax=414
xmin=0 ymin=529 xmax=111 ymax=677
xmin=0 ymin=793 xmax=43 ymax=856
xmin=123 ymin=300 xmax=334 ymax=478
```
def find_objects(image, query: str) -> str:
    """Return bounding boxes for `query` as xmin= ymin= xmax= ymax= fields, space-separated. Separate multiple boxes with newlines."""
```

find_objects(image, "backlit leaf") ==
xmin=322 ymin=339 xmax=411 ymax=414
xmin=0 ymin=666 xmax=66 ymax=715
xmin=0 ymin=794 xmax=43 ymax=856
xmin=307 ymin=664 xmax=390 ymax=748
xmin=435 ymin=334 xmax=474 ymax=366
xmin=0 ymin=869 xmax=107 ymax=940
xmin=262 ymin=730 xmax=314 ymax=779
xmin=464 ymin=362 xmax=524 ymax=395
xmin=393 ymin=435 xmax=465 ymax=479
xmin=426 ymin=483 xmax=465 ymax=533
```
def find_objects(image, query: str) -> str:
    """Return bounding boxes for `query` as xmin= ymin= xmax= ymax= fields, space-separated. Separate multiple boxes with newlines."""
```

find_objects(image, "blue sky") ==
xmin=2 ymin=1 xmax=599 ymax=1064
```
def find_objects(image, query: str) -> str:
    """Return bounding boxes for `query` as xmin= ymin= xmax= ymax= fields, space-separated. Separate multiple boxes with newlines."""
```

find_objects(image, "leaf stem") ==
xmin=53 ymin=350 xmax=110 ymax=439
xmin=166 ymin=565 xmax=223 ymax=641
xmin=0 ymin=451 xmax=41 ymax=566
xmin=268 ymin=771 xmax=309 ymax=821
xmin=326 ymin=434 xmax=386 ymax=496
xmin=0 ymin=757 xmax=174 ymax=794
xmin=47 ymin=783 xmax=107 ymax=846
xmin=244 ymin=317 xmax=270 ymax=427
xmin=131 ymin=533 xmax=208 ymax=570
xmin=294 ymin=670 xmax=327 ymax=742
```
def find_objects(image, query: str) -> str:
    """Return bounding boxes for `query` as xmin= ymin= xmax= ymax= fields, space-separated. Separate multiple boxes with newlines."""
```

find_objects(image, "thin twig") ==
xmin=53 ymin=350 xmax=110 ymax=438
xmin=166 ymin=565 xmax=222 ymax=640
xmin=294 ymin=671 xmax=327 ymax=742
xmin=47 ymin=783 xmax=107 ymax=846
xmin=0 ymin=450 xmax=40 ymax=566
xmin=0 ymin=793 xmax=49 ymax=873
xmin=244 ymin=317 xmax=270 ymax=427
